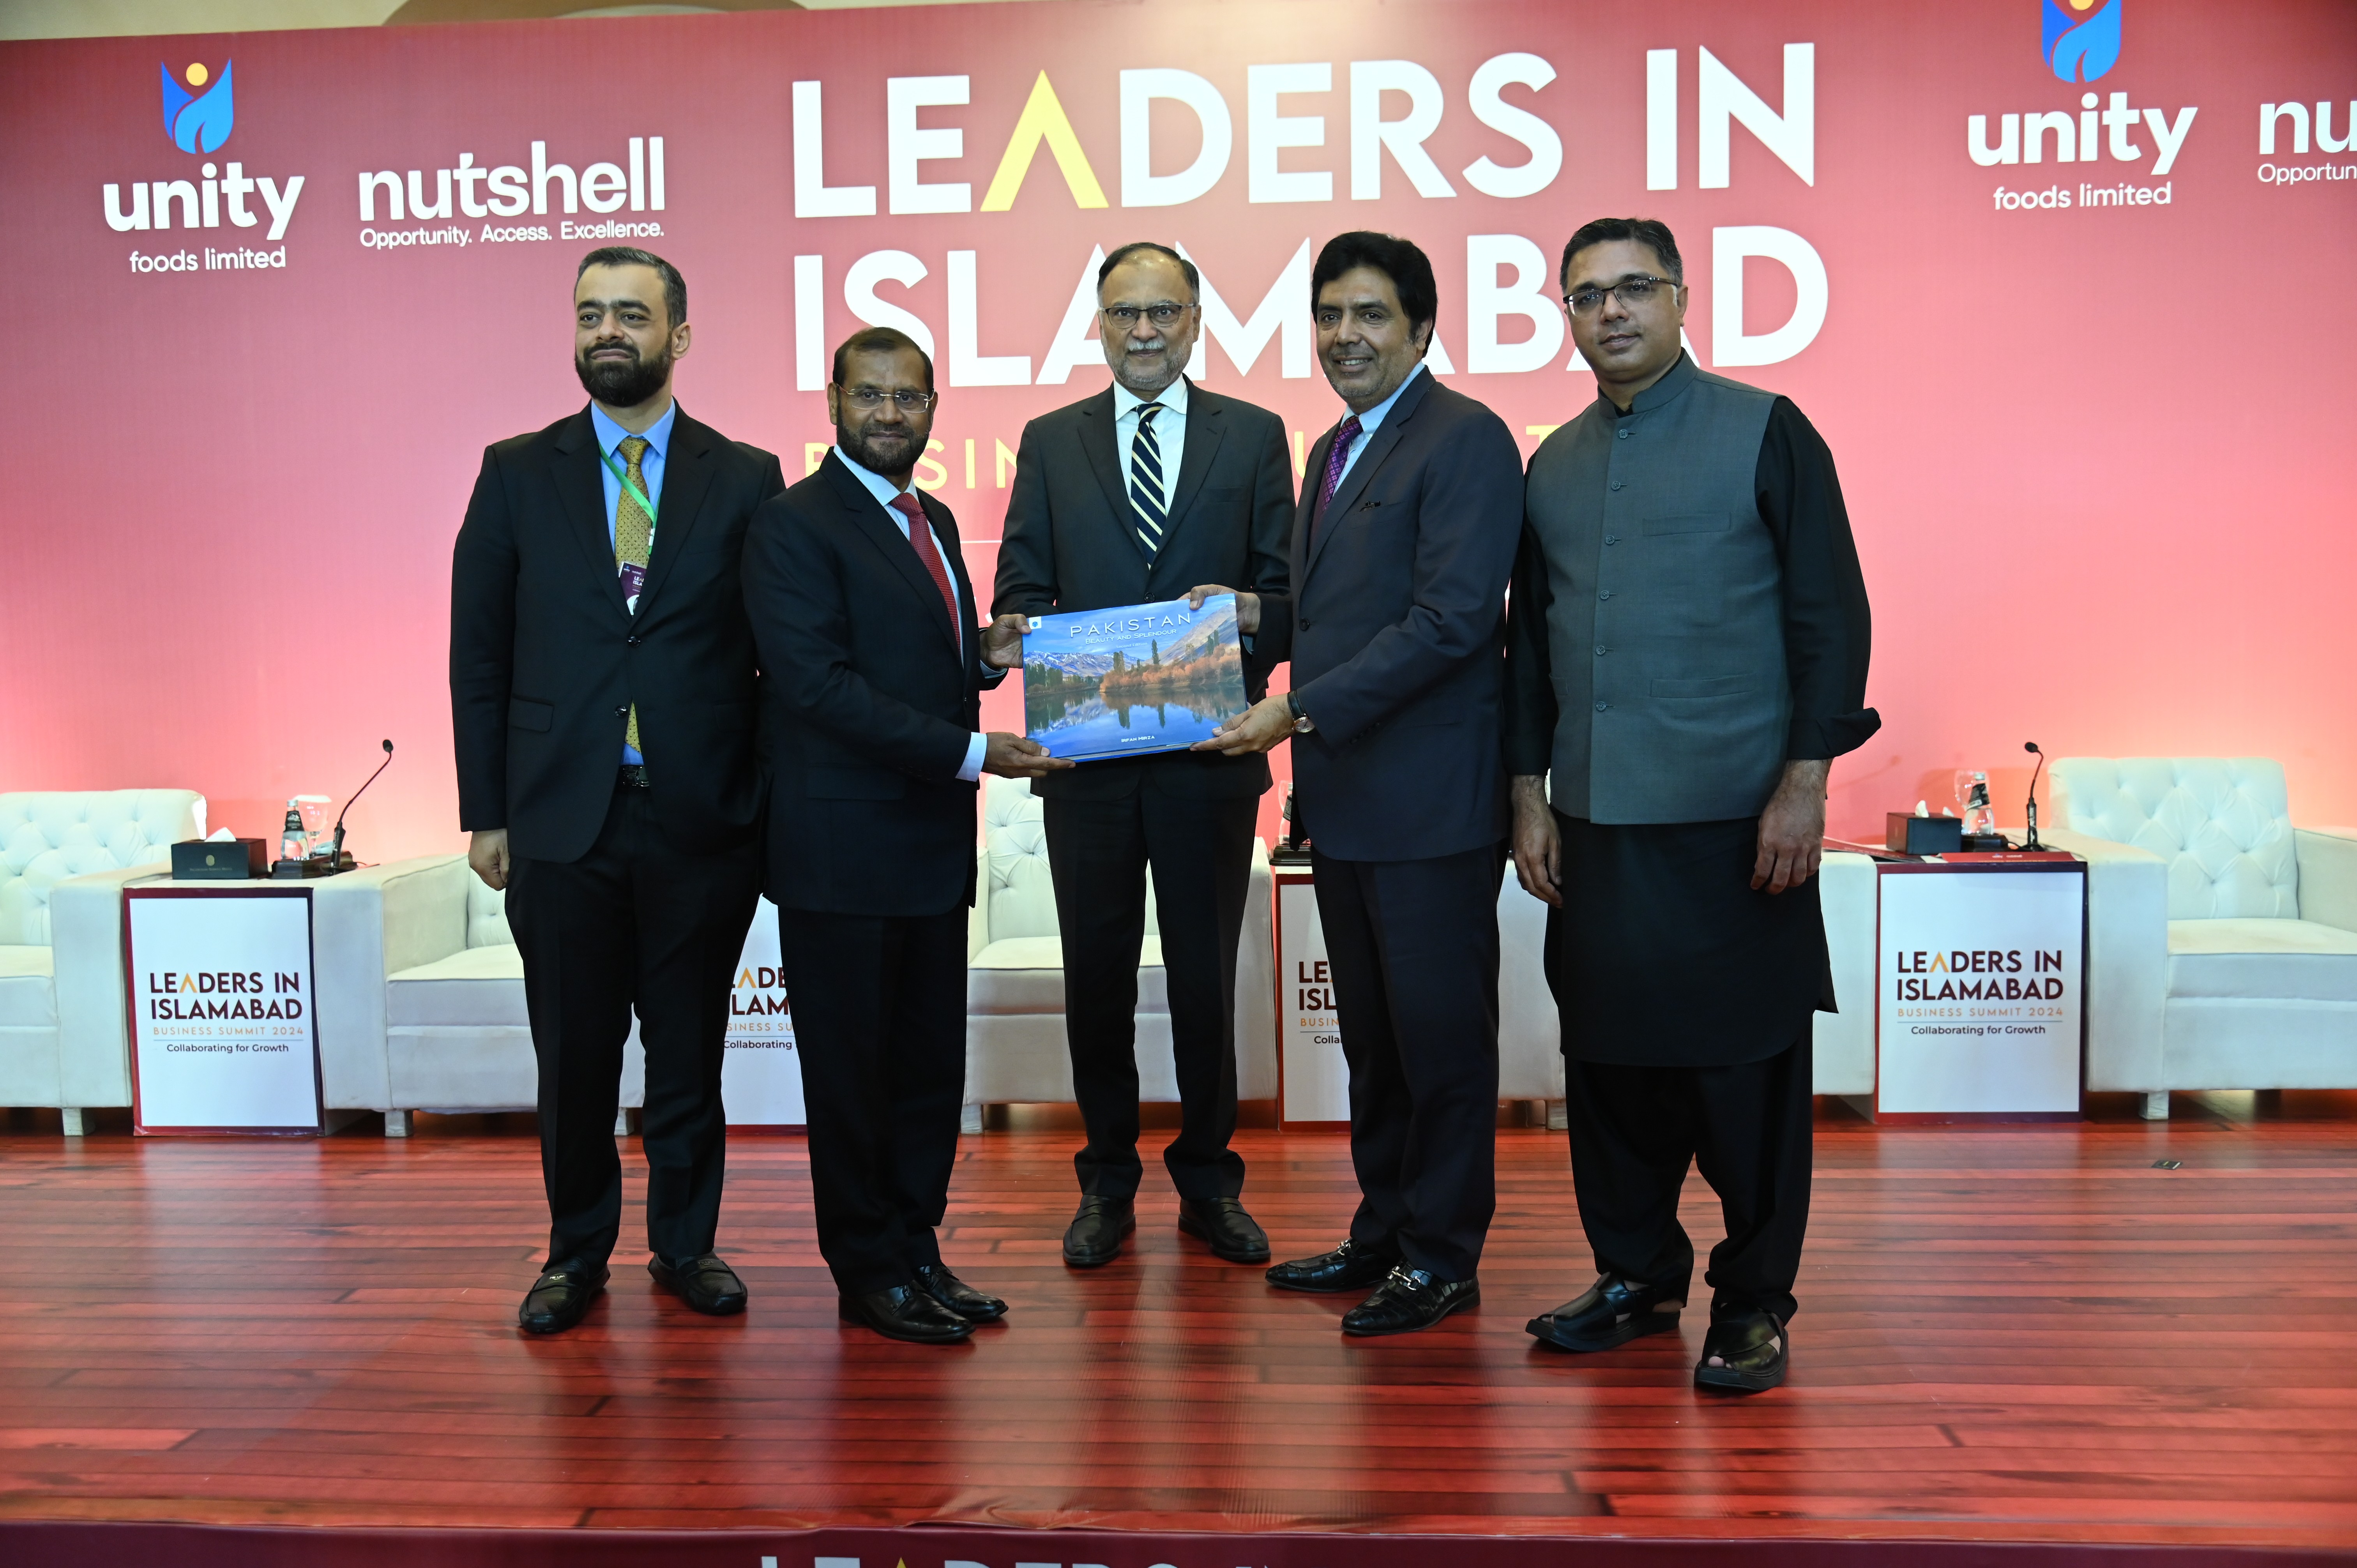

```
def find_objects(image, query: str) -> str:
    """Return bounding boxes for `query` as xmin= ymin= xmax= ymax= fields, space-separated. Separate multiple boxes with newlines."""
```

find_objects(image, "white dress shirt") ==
xmin=831 ymin=446 xmax=989 ymax=783
xmin=1113 ymin=373 xmax=1188 ymax=516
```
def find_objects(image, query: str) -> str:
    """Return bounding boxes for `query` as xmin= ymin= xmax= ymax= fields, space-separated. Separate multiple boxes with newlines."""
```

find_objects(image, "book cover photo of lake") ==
xmin=1022 ymin=593 xmax=1251 ymax=762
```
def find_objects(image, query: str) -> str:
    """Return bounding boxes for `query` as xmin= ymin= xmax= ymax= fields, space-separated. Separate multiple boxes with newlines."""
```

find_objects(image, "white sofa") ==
xmin=0 ymin=790 xmax=204 ymax=1128
xmin=349 ymin=854 xmax=642 ymax=1133
xmin=966 ymin=776 xmax=1277 ymax=1109
xmin=2048 ymin=758 xmax=2357 ymax=1116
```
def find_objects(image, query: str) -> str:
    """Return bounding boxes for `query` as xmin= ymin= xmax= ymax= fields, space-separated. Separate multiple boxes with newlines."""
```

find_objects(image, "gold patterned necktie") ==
xmin=612 ymin=435 xmax=652 ymax=754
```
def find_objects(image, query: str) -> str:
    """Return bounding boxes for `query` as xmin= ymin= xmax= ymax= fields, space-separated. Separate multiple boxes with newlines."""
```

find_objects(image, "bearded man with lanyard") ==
xmin=451 ymin=247 xmax=786 ymax=1335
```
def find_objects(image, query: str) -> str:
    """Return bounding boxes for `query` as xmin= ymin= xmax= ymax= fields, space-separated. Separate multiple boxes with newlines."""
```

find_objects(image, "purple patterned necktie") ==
xmin=1311 ymin=414 xmax=1362 ymax=551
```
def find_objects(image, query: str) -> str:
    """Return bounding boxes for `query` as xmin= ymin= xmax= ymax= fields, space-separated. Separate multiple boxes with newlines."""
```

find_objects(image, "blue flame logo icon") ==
xmin=160 ymin=60 xmax=234 ymax=154
xmin=2043 ymin=0 xmax=2121 ymax=83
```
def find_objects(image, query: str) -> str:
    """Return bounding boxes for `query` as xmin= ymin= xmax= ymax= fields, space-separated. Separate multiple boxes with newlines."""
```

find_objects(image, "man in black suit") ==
xmin=745 ymin=327 xmax=1069 ymax=1344
xmin=992 ymin=242 xmax=1294 ymax=1269
xmin=1201 ymin=233 xmax=1524 ymax=1335
xmin=451 ymin=247 xmax=786 ymax=1335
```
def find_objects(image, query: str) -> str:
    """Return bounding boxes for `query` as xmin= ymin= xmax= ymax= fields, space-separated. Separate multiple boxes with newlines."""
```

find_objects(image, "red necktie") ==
xmin=891 ymin=491 xmax=961 ymax=635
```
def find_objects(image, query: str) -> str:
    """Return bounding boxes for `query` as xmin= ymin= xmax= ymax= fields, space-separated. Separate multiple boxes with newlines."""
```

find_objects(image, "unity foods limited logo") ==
xmin=106 ymin=58 xmax=304 ymax=268
xmin=160 ymin=58 xmax=233 ymax=153
xmin=2044 ymin=0 xmax=2121 ymax=83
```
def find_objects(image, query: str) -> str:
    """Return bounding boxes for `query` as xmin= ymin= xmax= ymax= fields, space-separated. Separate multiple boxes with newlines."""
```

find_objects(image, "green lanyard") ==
xmin=600 ymin=444 xmax=659 ymax=540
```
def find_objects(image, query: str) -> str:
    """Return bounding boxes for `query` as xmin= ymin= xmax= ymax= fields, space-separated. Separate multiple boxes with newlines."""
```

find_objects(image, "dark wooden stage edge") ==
xmin=6 ymin=1520 xmax=2357 ymax=1568
xmin=4 ymin=1100 xmax=2355 ymax=1558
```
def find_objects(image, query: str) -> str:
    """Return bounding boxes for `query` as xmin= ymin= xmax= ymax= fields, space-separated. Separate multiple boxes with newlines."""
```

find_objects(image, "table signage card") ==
xmin=723 ymin=895 xmax=804 ymax=1126
xmin=125 ymin=886 xmax=323 ymax=1134
xmin=1023 ymin=593 xmax=1250 ymax=762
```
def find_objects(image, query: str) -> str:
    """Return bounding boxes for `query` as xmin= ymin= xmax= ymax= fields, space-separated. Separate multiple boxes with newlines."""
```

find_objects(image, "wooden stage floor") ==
xmin=2 ymin=1094 xmax=2355 ymax=1558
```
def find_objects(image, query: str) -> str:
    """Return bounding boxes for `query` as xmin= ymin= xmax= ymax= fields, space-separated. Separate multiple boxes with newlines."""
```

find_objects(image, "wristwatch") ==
xmin=1286 ymin=692 xmax=1315 ymax=734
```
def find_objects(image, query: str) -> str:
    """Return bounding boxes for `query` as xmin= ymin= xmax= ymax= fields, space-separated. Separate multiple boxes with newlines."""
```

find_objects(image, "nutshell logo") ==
xmin=160 ymin=59 xmax=234 ymax=154
xmin=2043 ymin=0 xmax=2122 ymax=84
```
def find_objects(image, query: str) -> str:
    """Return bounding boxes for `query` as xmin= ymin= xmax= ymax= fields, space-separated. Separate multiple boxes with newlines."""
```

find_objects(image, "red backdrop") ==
xmin=7 ymin=0 xmax=2354 ymax=855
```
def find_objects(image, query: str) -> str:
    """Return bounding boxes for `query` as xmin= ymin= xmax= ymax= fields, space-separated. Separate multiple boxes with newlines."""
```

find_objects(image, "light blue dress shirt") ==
xmin=1333 ymin=363 xmax=1424 ymax=487
xmin=590 ymin=400 xmax=675 ymax=765
xmin=831 ymin=446 xmax=989 ymax=783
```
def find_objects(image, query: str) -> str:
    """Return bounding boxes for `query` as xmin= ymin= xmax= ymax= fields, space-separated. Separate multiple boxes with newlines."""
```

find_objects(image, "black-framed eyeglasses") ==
xmin=1100 ymin=302 xmax=1193 ymax=330
xmin=836 ymin=385 xmax=936 ymax=411
xmin=1563 ymin=275 xmax=1680 ymax=317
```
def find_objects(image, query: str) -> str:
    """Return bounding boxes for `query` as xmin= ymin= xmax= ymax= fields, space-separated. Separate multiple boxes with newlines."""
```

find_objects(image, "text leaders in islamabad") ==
xmin=1504 ymin=217 xmax=1877 ymax=1393
xmin=991 ymin=241 xmax=1295 ymax=1270
xmin=450 ymin=247 xmax=785 ymax=1335
xmin=744 ymin=326 xmax=1069 ymax=1345
xmin=1200 ymin=232 xmax=1525 ymax=1336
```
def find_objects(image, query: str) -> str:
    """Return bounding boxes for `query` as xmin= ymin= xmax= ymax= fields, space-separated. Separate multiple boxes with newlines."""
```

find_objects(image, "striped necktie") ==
xmin=1127 ymin=403 xmax=1166 ymax=563
xmin=612 ymin=435 xmax=652 ymax=754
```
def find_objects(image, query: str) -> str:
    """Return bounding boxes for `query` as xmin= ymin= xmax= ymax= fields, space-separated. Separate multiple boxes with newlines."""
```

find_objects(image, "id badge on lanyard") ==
xmin=602 ymin=445 xmax=659 ymax=603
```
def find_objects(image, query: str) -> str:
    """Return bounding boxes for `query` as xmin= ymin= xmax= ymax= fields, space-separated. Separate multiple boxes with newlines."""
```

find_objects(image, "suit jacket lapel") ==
xmin=632 ymin=407 xmax=717 ymax=618
xmin=1076 ymin=388 xmax=1151 ymax=566
xmin=825 ymin=453 xmax=960 ymax=653
xmin=1150 ymin=380 xmax=1224 ymax=576
xmin=551 ymin=410 xmax=630 ymax=621
xmin=1304 ymin=371 xmax=1432 ymax=581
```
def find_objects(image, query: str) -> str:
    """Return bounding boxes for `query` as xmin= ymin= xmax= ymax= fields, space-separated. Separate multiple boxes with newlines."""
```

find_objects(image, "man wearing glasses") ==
xmin=745 ymin=326 xmax=1069 ymax=1342
xmin=1503 ymin=218 xmax=1877 ymax=1392
xmin=993 ymin=242 xmax=1295 ymax=1272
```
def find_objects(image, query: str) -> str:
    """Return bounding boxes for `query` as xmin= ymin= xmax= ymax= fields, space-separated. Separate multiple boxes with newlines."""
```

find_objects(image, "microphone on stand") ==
xmin=2022 ymin=741 xmax=2046 ymax=851
xmin=331 ymin=740 xmax=396 ymax=868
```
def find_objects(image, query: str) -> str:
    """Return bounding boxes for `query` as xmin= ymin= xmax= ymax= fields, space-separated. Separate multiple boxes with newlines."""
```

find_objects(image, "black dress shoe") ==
xmin=914 ymin=1263 xmax=1007 ymax=1322
xmin=1526 ymin=1273 xmax=1686 ymax=1353
xmin=1695 ymin=1308 xmax=1788 ymax=1392
xmin=838 ymin=1282 xmax=975 ymax=1344
xmin=518 ymin=1261 xmax=608 ymax=1335
xmin=1341 ymin=1266 xmax=1481 ymax=1337
xmin=1062 ymin=1195 xmax=1136 ymax=1267
xmin=1264 ymin=1237 xmax=1399 ymax=1294
xmin=1177 ymin=1197 xmax=1270 ymax=1263
xmin=648 ymin=1253 xmax=749 ymax=1316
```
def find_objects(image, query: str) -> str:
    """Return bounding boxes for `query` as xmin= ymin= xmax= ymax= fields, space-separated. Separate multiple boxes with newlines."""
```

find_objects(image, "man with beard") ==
xmin=744 ymin=327 xmax=1069 ymax=1343
xmin=1505 ymin=217 xmax=1876 ymax=1393
xmin=991 ymin=242 xmax=1294 ymax=1271
xmin=451 ymin=247 xmax=785 ymax=1335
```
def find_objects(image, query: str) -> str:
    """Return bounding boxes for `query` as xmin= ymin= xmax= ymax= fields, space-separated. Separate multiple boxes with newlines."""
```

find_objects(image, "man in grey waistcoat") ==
xmin=1502 ymin=217 xmax=1876 ymax=1393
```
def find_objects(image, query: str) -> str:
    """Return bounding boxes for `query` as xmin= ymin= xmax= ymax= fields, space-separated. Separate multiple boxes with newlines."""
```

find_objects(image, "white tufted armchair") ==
xmin=0 ymin=790 xmax=205 ymax=1124
xmin=2047 ymin=758 xmax=2357 ymax=1116
xmin=966 ymin=775 xmax=1276 ymax=1114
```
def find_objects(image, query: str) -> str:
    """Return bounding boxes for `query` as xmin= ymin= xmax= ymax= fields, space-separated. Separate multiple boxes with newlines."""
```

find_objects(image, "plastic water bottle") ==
xmin=280 ymin=803 xmax=307 ymax=865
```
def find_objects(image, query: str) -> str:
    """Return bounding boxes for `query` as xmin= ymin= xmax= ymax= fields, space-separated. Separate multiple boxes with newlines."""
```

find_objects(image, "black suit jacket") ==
xmin=450 ymin=404 xmax=786 ymax=863
xmin=992 ymin=379 xmax=1294 ymax=802
xmin=745 ymin=453 xmax=1004 ymax=918
xmin=1254 ymin=370 xmax=1524 ymax=863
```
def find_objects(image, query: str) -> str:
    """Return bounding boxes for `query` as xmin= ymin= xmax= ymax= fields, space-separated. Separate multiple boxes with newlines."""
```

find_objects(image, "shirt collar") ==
xmin=832 ymin=444 xmax=915 ymax=509
xmin=590 ymin=399 xmax=677 ymax=459
xmin=1348 ymin=362 xmax=1425 ymax=434
xmin=1114 ymin=374 xmax=1190 ymax=421
xmin=1606 ymin=351 xmax=1698 ymax=419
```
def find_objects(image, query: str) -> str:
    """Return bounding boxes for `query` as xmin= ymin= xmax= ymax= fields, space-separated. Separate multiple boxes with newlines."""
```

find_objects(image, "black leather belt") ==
xmin=617 ymin=765 xmax=651 ymax=790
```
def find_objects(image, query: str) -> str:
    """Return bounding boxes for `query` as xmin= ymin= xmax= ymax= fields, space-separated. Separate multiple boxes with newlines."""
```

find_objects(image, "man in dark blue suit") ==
xmin=743 ymin=327 xmax=1069 ymax=1344
xmin=1198 ymin=233 xmax=1524 ymax=1335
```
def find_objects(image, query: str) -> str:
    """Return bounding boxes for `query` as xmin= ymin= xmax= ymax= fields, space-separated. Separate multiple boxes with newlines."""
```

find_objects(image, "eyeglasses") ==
xmin=1562 ymin=276 xmax=1680 ymax=317
xmin=1100 ymin=302 xmax=1193 ymax=330
xmin=836 ymin=385 xmax=936 ymax=411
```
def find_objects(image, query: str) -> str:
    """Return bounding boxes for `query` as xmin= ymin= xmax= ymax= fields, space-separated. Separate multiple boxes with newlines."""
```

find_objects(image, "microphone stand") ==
xmin=2022 ymin=741 xmax=2046 ymax=851
xmin=330 ymin=740 xmax=396 ymax=870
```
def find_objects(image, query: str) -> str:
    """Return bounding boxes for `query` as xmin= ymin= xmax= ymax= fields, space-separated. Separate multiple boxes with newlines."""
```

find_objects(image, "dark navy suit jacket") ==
xmin=1256 ymin=370 xmax=1524 ymax=863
